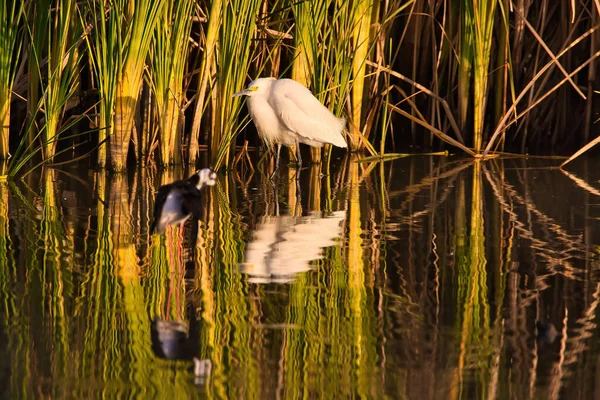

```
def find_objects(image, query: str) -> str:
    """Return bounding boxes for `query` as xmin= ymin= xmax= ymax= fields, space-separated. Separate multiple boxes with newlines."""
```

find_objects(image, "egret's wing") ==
xmin=270 ymin=80 xmax=347 ymax=148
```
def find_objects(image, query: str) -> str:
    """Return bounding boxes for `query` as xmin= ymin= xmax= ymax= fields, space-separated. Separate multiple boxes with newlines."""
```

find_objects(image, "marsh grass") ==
xmin=85 ymin=0 xmax=163 ymax=171
xmin=0 ymin=0 xmax=598 ymax=173
xmin=0 ymin=0 xmax=24 ymax=160
xmin=212 ymin=0 xmax=263 ymax=169
xmin=149 ymin=0 xmax=195 ymax=167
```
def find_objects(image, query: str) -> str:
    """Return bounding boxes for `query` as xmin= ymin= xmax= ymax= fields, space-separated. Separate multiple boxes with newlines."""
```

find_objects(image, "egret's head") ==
xmin=233 ymin=77 xmax=276 ymax=98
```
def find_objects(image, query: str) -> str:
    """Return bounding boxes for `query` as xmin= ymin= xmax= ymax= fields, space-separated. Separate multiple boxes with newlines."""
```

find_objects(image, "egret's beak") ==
xmin=232 ymin=89 xmax=249 ymax=98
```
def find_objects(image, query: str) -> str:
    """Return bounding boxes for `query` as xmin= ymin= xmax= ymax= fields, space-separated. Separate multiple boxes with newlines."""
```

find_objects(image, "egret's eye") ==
xmin=248 ymin=86 xmax=259 ymax=92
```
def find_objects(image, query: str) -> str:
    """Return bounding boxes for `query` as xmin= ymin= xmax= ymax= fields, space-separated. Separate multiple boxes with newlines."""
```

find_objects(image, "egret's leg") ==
xmin=271 ymin=144 xmax=282 ymax=180
xmin=272 ymin=179 xmax=280 ymax=216
xmin=295 ymin=165 xmax=302 ymax=208
xmin=295 ymin=143 xmax=302 ymax=170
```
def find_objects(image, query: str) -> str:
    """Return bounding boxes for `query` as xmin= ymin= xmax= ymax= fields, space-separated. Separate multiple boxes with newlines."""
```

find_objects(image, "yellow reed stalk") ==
xmin=110 ymin=1 xmax=164 ymax=171
xmin=309 ymin=164 xmax=321 ymax=211
xmin=189 ymin=0 xmax=222 ymax=163
xmin=151 ymin=0 xmax=194 ymax=166
xmin=0 ymin=90 xmax=9 ymax=159
xmin=351 ymin=0 xmax=374 ymax=151
xmin=291 ymin=0 xmax=315 ymax=162
xmin=43 ymin=0 xmax=81 ymax=160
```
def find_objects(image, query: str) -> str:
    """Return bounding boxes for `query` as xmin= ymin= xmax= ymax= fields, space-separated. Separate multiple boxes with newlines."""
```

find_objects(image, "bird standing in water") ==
xmin=151 ymin=168 xmax=217 ymax=235
xmin=233 ymin=77 xmax=347 ymax=176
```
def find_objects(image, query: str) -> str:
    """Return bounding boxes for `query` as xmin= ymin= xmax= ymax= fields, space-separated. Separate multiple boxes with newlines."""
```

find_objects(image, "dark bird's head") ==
xmin=188 ymin=168 xmax=218 ymax=190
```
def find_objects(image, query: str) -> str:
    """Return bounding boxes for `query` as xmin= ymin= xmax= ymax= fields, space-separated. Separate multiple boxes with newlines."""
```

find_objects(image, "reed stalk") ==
xmin=458 ymin=0 xmax=496 ymax=150
xmin=26 ymin=0 xmax=46 ymax=144
xmin=189 ymin=0 xmax=222 ymax=164
xmin=86 ymin=0 xmax=164 ymax=171
xmin=351 ymin=0 xmax=374 ymax=150
xmin=470 ymin=1 xmax=497 ymax=151
xmin=291 ymin=0 xmax=327 ymax=162
xmin=149 ymin=0 xmax=195 ymax=166
xmin=40 ymin=0 xmax=82 ymax=159
xmin=213 ymin=0 xmax=262 ymax=169
xmin=112 ymin=1 xmax=164 ymax=171
xmin=0 ymin=0 xmax=23 ymax=159
xmin=84 ymin=0 xmax=117 ymax=168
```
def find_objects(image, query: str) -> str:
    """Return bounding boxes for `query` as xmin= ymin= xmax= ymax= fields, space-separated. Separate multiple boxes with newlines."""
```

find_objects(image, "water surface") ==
xmin=0 ymin=155 xmax=599 ymax=399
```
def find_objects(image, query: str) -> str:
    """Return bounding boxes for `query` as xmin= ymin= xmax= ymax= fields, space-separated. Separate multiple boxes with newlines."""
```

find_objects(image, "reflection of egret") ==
xmin=240 ymin=211 xmax=346 ymax=283
xmin=151 ymin=168 xmax=217 ymax=234
xmin=233 ymin=78 xmax=347 ymax=174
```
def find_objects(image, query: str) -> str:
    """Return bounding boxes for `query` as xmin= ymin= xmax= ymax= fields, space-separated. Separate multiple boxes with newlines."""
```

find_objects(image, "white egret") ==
xmin=151 ymin=168 xmax=217 ymax=234
xmin=233 ymin=78 xmax=347 ymax=174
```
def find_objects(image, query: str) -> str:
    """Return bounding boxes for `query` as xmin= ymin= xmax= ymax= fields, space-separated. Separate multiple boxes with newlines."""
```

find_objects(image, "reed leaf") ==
xmin=291 ymin=0 xmax=327 ymax=163
xmin=39 ymin=0 xmax=83 ymax=159
xmin=112 ymin=0 xmax=164 ymax=171
xmin=189 ymin=0 xmax=222 ymax=164
xmin=351 ymin=0 xmax=374 ymax=149
xmin=83 ymin=0 xmax=118 ymax=167
xmin=149 ymin=0 xmax=195 ymax=167
xmin=85 ymin=0 xmax=164 ymax=171
xmin=460 ymin=0 xmax=497 ymax=151
xmin=0 ymin=0 xmax=24 ymax=159
xmin=213 ymin=0 xmax=262 ymax=169
xmin=25 ymin=0 xmax=48 ymax=144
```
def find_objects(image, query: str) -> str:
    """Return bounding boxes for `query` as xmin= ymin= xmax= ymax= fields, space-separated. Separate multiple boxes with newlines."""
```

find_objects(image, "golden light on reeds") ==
xmin=0 ymin=0 xmax=23 ymax=160
xmin=0 ymin=0 xmax=595 ymax=171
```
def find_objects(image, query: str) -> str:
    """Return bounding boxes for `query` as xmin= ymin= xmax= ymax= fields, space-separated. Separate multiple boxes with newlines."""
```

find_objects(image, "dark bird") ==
xmin=151 ymin=168 xmax=217 ymax=234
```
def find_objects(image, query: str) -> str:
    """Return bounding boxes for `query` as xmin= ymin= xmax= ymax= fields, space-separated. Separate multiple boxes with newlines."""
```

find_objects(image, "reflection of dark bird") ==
xmin=536 ymin=321 xmax=559 ymax=344
xmin=150 ymin=318 xmax=212 ymax=385
xmin=151 ymin=169 xmax=217 ymax=234
xmin=151 ymin=318 xmax=191 ymax=360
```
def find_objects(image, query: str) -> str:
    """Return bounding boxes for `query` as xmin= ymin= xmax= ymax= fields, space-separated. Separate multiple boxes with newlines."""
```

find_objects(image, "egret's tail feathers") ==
xmin=328 ymin=117 xmax=347 ymax=148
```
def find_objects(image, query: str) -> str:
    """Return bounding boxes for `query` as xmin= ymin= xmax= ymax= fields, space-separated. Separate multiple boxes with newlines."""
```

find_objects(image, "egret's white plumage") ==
xmin=234 ymin=78 xmax=347 ymax=172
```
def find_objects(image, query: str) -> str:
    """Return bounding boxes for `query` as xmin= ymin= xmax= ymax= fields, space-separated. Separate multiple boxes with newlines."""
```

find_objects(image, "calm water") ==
xmin=1 ymin=155 xmax=599 ymax=399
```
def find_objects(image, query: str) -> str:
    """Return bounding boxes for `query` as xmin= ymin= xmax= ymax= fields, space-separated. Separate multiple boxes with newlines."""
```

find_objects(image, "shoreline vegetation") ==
xmin=0 ymin=0 xmax=598 ymax=175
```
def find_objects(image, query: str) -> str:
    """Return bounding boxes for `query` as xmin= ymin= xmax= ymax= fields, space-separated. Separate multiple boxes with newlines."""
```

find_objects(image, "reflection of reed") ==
xmin=2 ymin=157 xmax=600 ymax=398
xmin=483 ymin=164 xmax=588 ymax=292
xmin=240 ymin=211 xmax=345 ymax=283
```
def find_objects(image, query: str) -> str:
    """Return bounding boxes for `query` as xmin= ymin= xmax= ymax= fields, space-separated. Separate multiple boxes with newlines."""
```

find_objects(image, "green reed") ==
xmin=32 ymin=0 xmax=83 ymax=159
xmin=0 ymin=0 xmax=596 ymax=172
xmin=212 ymin=0 xmax=262 ymax=170
xmin=149 ymin=0 xmax=195 ymax=167
xmin=294 ymin=0 xmax=360 ymax=156
xmin=350 ymin=0 xmax=374 ymax=150
xmin=85 ymin=0 xmax=163 ymax=171
xmin=188 ymin=0 xmax=222 ymax=164
xmin=457 ymin=0 xmax=497 ymax=151
xmin=26 ymin=0 xmax=45 ymax=144
xmin=83 ymin=0 xmax=117 ymax=168
xmin=0 ymin=0 xmax=23 ymax=160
